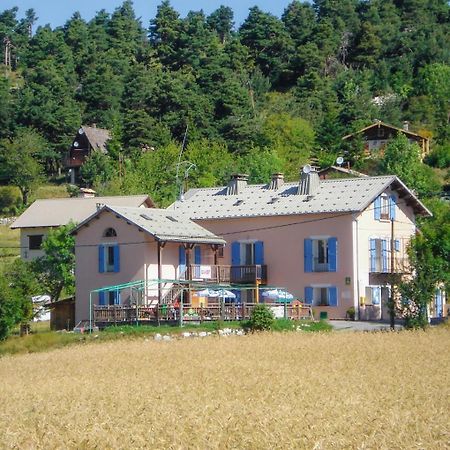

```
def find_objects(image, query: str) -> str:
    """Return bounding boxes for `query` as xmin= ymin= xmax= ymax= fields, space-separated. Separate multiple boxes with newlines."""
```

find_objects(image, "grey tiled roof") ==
xmin=74 ymin=206 xmax=225 ymax=245
xmin=170 ymin=176 xmax=430 ymax=219
xmin=11 ymin=195 xmax=153 ymax=229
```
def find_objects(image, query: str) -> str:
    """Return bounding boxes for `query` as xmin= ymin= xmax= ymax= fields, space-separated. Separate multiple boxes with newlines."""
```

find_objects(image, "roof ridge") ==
xmin=31 ymin=194 xmax=148 ymax=202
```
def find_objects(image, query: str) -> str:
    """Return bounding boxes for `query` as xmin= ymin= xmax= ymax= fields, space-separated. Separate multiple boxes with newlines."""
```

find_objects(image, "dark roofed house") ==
xmin=342 ymin=120 xmax=430 ymax=160
xmin=11 ymin=195 xmax=154 ymax=261
xmin=64 ymin=125 xmax=111 ymax=184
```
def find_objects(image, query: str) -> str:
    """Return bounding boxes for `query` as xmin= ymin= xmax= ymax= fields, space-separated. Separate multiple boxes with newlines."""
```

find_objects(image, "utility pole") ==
xmin=389 ymin=218 xmax=396 ymax=330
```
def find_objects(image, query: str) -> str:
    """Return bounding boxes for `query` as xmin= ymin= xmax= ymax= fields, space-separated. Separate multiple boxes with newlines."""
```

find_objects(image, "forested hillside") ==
xmin=0 ymin=0 xmax=449 ymax=206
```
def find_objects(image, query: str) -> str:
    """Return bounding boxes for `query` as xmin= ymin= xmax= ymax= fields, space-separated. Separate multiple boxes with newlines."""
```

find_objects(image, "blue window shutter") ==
xmin=389 ymin=195 xmax=397 ymax=220
xmin=179 ymin=245 xmax=186 ymax=266
xmin=99 ymin=291 xmax=105 ymax=306
xmin=328 ymin=238 xmax=337 ymax=272
xmin=98 ymin=245 xmax=105 ymax=273
xmin=194 ymin=246 xmax=201 ymax=265
xmin=381 ymin=239 xmax=388 ymax=272
xmin=374 ymin=196 xmax=381 ymax=220
xmin=231 ymin=242 xmax=240 ymax=266
xmin=254 ymin=241 xmax=264 ymax=265
xmin=304 ymin=287 xmax=313 ymax=304
xmin=114 ymin=290 xmax=121 ymax=305
xmin=372 ymin=287 xmax=381 ymax=305
xmin=395 ymin=239 xmax=400 ymax=252
xmin=370 ymin=239 xmax=377 ymax=272
xmin=304 ymin=239 xmax=313 ymax=273
xmin=113 ymin=245 xmax=120 ymax=272
xmin=328 ymin=287 xmax=338 ymax=307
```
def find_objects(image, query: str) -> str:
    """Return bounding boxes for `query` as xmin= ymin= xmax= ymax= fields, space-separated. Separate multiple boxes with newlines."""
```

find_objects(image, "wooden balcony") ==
xmin=187 ymin=264 xmax=267 ymax=285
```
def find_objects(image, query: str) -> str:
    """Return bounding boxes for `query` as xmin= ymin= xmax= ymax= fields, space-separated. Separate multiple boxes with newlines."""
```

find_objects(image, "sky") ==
xmin=2 ymin=1 xmax=288 ymax=29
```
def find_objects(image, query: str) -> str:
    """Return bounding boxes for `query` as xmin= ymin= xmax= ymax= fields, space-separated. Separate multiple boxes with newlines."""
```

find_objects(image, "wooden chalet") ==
xmin=342 ymin=121 xmax=430 ymax=159
xmin=64 ymin=125 xmax=111 ymax=184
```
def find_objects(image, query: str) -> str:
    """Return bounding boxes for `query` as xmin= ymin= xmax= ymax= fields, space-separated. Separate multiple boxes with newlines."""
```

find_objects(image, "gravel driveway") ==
xmin=329 ymin=320 xmax=404 ymax=332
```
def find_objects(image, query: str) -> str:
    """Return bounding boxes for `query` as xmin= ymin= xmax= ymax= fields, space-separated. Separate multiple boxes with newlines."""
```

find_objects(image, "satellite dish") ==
xmin=336 ymin=156 xmax=344 ymax=166
xmin=78 ymin=128 xmax=84 ymax=134
xmin=73 ymin=141 xmax=79 ymax=148
xmin=302 ymin=164 xmax=312 ymax=174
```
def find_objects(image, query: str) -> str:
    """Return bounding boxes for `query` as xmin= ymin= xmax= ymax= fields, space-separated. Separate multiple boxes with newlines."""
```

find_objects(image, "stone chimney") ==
xmin=226 ymin=174 xmax=248 ymax=195
xmin=298 ymin=166 xmax=320 ymax=197
xmin=403 ymin=121 xmax=409 ymax=131
xmin=268 ymin=173 xmax=284 ymax=190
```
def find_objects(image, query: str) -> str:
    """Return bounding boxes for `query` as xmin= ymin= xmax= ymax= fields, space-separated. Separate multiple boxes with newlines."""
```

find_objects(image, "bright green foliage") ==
xmin=418 ymin=199 xmax=450 ymax=287
xmin=80 ymin=151 xmax=115 ymax=188
xmin=33 ymin=223 xmax=76 ymax=302
xmin=379 ymin=134 xmax=440 ymax=197
xmin=424 ymin=145 xmax=450 ymax=169
xmin=237 ymin=147 xmax=283 ymax=184
xmin=248 ymin=304 xmax=275 ymax=331
xmin=399 ymin=235 xmax=440 ymax=329
xmin=0 ymin=128 xmax=46 ymax=205
xmin=0 ymin=259 xmax=40 ymax=340
xmin=183 ymin=140 xmax=234 ymax=188
xmin=0 ymin=186 xmax=21 ymax=214
xmin=398 ymin=198 xmax=449 ymax=328
xmin=261 ymin=113 xmax=315 ymax=179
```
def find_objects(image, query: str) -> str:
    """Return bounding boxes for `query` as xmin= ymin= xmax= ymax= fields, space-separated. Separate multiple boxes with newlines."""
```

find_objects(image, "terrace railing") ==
xmin=93 ymin=302 xmax=313 ymax=325
xmin=187 ymin=264 xmax=267 ymax=284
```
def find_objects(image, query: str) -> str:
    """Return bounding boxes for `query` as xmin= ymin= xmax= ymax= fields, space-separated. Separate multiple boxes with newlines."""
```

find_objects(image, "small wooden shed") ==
xmin=50 ymin=297 xmax=75 ymax=330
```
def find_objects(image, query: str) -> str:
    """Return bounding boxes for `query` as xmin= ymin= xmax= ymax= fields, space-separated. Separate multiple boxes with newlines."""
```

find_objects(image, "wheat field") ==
xmin=0 ymin=328 xmax=449 ymax=449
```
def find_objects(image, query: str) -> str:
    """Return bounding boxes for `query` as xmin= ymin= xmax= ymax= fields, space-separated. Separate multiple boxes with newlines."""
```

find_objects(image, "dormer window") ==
xmin=380 ymin=194 xmax=390 ymax=220
xmin=374 ymin=194 xmax=396 ymax=221
xmin=103 ymin=228 xmax=117 ymax=237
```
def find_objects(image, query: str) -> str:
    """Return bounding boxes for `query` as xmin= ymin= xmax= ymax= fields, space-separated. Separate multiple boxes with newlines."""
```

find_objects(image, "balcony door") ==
xmin=231 ymin=241 xmax=264 ymax=266
xmin=241 ymin=243 xmax=255 ymax=265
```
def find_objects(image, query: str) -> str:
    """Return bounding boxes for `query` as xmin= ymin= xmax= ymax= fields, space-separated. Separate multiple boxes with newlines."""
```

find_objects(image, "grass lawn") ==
xmin=0 ymin=326 xmax=448 ymax=448
xmin=31 ymin=183 xmax=69 ymax=201
xmin=0 ymin=224 xmax=19 ymax=269
xmin=0 ymin=319 xmax=331 ymax=357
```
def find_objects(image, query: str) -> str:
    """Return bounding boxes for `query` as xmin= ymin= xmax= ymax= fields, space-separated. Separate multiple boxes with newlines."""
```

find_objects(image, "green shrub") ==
xmin=346 ymin=307 xmax=356 ymax=320
xmin=425 ymin=145 xmax=450 ymax=169
xmin=248 ymin=304 xmax=274 ymax=331
xmin=0 ymin=186 xmax=21 ymax=214
xmin=271 ymin=318 xmax=295 ymax=331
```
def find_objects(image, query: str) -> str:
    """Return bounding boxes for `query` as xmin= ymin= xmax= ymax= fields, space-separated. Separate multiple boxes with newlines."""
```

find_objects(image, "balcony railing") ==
xmin=369 ymin=256 xmax=409 ymax=274
xmin=313 ymin=258 xmax=329 ymax=272
xmin=187 ymin=264 xmax=267 ymax=284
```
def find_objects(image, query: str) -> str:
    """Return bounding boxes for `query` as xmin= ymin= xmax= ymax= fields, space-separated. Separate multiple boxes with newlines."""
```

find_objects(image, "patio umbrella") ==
xmin=197 ymin=288 xmax=220 ymax=297
xmin=216 ymin=289 xmax=236 ymax=299
xmin=262 ymin=289 xmax=294 ymax=303
xmin=196 ymin=288 xmax=236 ymax=299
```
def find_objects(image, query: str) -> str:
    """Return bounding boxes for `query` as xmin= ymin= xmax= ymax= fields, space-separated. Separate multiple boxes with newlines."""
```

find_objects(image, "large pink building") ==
xmin=73 ymin=168 xmax=441 ymax=324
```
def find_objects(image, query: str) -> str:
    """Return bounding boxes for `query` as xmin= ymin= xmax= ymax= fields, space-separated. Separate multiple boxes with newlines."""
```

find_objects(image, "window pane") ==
xmin=106 ymin=246 xmax=115 ymax=272
xmin=29 ymin=235 xmax=43 ymax=250
xmin=381 ymin=195 xmax=389 ymax=219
